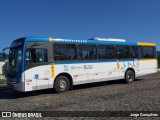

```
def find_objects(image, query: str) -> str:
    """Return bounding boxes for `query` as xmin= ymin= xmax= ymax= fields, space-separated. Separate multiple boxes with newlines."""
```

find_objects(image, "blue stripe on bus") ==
xmin=25 ymin=37 xmax=49 ymax=42
xmin=54 ymin=59 xmax=134 ymax=65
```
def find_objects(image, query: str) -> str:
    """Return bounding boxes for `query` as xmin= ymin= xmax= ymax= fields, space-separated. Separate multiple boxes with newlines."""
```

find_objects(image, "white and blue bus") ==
xmin=3 ymin=37 xmax=157 ymax=93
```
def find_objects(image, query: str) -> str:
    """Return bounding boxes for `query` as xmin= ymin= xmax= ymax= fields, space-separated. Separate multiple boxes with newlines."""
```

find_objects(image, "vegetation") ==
xmin=0 ymin=79 xmax=6 ymax=84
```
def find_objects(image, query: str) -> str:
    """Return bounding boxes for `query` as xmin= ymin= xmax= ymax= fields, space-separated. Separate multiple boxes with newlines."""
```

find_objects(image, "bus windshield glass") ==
xmin=9 ymin=47 xmax=22 ymax=75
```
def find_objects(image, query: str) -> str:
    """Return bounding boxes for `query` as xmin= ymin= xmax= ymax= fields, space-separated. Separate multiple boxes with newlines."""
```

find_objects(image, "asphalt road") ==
xmin=0 ymin=72 xmax=160 ymax=119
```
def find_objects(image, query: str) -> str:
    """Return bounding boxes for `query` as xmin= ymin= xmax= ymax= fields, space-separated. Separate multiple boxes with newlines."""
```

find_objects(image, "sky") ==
xmin=0 ymin=0 xmax=160 ymax=52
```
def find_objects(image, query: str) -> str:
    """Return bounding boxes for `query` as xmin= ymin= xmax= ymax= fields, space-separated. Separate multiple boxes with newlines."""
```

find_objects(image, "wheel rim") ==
xmin=127 ymin=73 xmax=133 ymax=81
xmin=59 ymin=79 xmax=67 ymax=90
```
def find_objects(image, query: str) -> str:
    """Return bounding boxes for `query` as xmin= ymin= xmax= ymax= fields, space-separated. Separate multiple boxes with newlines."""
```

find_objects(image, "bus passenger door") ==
xmin=25 ymin=42 xmax=53 ymax=91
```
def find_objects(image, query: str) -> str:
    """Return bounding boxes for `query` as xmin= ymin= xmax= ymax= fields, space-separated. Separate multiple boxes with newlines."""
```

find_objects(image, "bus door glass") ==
xmin=25 ymin=42 xmax=53 ymax=90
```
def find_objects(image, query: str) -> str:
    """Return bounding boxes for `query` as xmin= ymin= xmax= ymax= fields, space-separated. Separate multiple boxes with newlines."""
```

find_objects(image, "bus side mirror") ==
xmin=2 ymin=47 xmax=10 ymax=60
xmin=3 ymin=52 xmax=6 ymax=60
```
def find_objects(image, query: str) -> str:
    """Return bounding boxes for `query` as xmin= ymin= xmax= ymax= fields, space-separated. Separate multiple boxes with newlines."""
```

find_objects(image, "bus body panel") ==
xmin=137 ymin=59 xmax=157 ymax=76
xmin=7 ymin=72 xmax=25 ymax=92
xmin=24 ymin=65 xmax=53 ymax=91
xmin=6 ymin=37 xmax=157 ymax=92
xmin=23 ymin=59 xmax=157 ymax=92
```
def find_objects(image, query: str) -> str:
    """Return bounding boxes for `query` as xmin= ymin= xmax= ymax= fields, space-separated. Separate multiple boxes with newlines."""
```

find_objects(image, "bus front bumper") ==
xmin=7 ymin=78 xmax=24 ymax=92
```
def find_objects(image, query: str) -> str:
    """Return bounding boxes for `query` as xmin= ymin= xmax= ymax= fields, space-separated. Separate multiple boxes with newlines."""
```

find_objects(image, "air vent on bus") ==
xmin=89 ymin=38 xmax=126 ymax=42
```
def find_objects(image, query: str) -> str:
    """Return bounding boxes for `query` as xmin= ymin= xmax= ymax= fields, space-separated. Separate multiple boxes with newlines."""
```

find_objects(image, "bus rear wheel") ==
xmin=54 ymin=76 xmax=70 ymax=93
xmin=125 ymin=70 xmax=135 ymax=83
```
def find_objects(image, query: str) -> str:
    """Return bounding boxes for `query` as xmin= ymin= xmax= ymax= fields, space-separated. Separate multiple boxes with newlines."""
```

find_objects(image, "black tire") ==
xmin=54 ymin=76 xmax=70 ymax=93
xmin=125 ymin=70 xmax=135 ymax=83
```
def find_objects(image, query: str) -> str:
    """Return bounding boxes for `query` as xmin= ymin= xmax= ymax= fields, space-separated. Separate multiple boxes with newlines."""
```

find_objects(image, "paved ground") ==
xmin=0 ymin=72 xmax=160 ymax=119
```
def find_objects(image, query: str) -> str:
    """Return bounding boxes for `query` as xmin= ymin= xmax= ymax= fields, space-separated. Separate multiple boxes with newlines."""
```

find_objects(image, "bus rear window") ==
xmin=143 ymin=46 xmax=154 ymax=58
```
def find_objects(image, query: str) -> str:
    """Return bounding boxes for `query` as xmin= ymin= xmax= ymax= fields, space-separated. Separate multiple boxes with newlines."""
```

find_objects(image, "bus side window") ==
xmin=26 ymin=48 xmax=48 ymax=63
xmin=137 ymin=46 xmax=143 ymax=58
xmin=98 ymin=45 xmax=107 ymax=59
xmin=54 ymin=44 xmax=77 ymax=61
xmin=116 ymin=45 xmax=129 ymax=59
xmin=26 ymin=49 xmax=32 ymax=63
xmin=130 ymin=46 xmax=138 ymax=58
xmin=78 ymin=45 xmax=97 ymax=60
xmin=106 ymin=45 xmax=114 ymax=59
xmin=35 ymin=49 xmax=48 ymax=62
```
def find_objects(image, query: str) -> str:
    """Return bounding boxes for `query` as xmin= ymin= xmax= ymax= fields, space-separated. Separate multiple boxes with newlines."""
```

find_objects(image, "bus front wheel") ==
xmin=54 ymin=76 xmax=70 ymax=93
xmin=125 ymin=70 xmax=135 ymax=83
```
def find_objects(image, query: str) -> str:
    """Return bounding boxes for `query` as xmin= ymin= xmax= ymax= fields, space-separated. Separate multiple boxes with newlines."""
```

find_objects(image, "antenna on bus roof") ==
xmin=89 ymin=38 xmax=126 ymax=42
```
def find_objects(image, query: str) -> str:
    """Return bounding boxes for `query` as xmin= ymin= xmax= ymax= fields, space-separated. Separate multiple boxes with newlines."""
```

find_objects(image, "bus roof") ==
xmin=24 ymin=37 xmax=156 ymax=46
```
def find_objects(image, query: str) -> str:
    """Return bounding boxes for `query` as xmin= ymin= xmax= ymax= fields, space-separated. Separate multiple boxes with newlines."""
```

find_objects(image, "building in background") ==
xmin=0 ymin=53 xmax=8 ymax=80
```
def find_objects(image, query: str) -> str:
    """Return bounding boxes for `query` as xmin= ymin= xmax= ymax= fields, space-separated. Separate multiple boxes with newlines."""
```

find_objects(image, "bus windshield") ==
xmin=9 ymin=47 xmax=22 ymax=75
